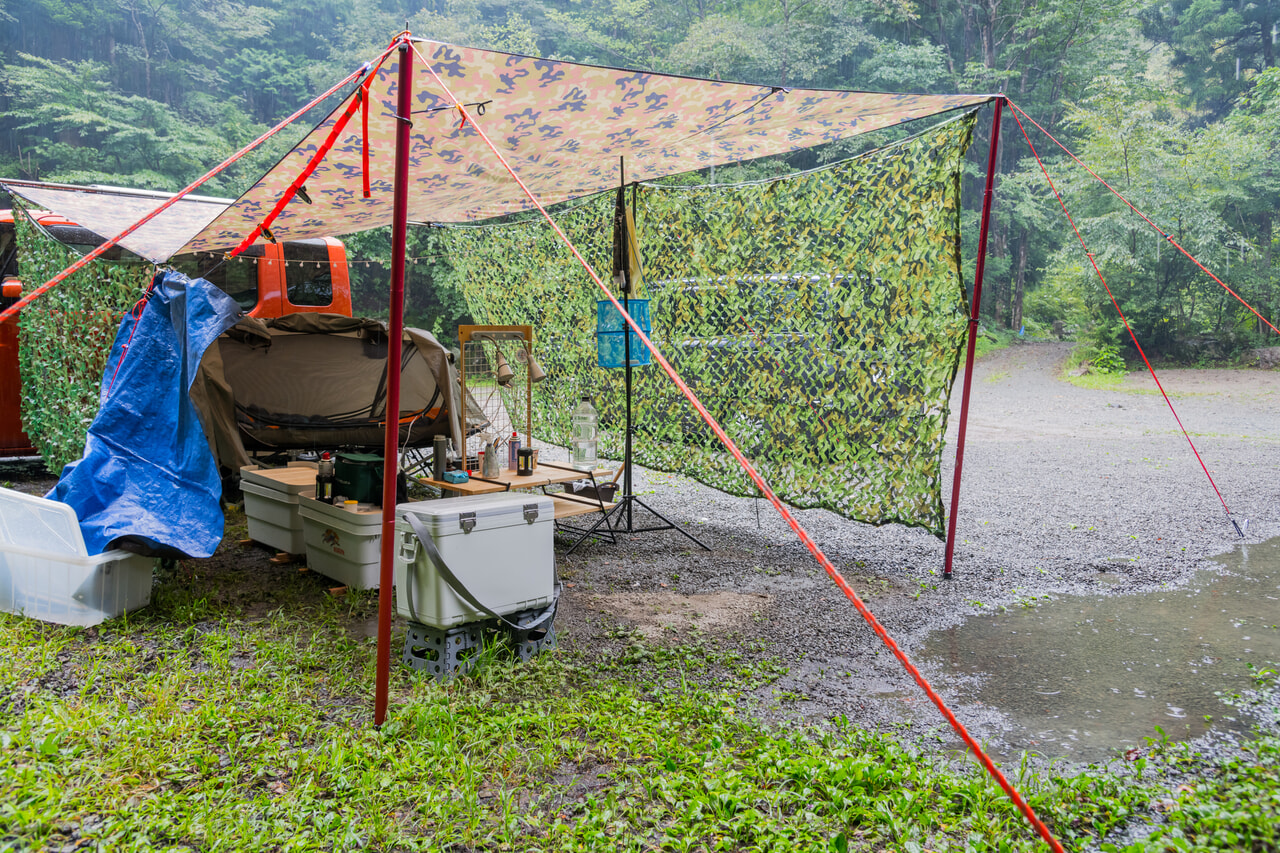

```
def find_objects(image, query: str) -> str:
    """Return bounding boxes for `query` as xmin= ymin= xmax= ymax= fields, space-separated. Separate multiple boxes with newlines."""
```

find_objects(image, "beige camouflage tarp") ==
xmin=180 ymin=40 xmax=991 ymax=253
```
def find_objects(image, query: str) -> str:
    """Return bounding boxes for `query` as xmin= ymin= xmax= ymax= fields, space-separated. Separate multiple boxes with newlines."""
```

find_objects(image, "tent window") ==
xmin=172 ymin=245 xmax=262 ymax=311
xmin=284 ymin=240 xmax=332 ymax=307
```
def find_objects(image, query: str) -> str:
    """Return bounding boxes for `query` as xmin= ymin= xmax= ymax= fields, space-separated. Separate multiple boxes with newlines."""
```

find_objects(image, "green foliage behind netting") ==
xmin=442 ymin=114 xmax=975 ymax=536
xmin=15 ymin=211 xmax=153 ymax=473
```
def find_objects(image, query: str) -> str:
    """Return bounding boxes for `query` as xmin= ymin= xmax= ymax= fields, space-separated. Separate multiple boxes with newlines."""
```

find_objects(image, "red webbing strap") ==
xmin=362 ymin=73 xmax=374 ymax=199
xmin=0 ymin=53 xmax=390 ymax=327
xmin=230 ymin=88 xmax=367 ymax=257
xmin=411 ymin=43 xmax=1064 ymax=853
xmin=1009 ymin=104 xmax=1239 ymax=528
xmin=1007 ymin=100 xmax=1279 ymax=339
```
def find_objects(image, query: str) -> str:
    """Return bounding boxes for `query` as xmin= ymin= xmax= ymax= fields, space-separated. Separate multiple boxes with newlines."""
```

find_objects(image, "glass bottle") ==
xmin=316 ymin=451 xmax=335 ymax=504
xmin=571 ymin=395 xmax=598 ymax=471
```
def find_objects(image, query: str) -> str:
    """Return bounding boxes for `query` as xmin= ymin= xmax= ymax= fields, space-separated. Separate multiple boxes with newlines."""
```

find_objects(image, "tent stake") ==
xmin=375 ymin=37 xmax=413 ymax=727
xmin=943 ymin=96 xmax=1004 ymax=580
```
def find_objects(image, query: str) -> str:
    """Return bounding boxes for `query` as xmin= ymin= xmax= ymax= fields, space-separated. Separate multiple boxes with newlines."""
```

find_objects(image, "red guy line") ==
xmin=1006 ymin=99 xmax=1279 ymax=338
xmin=230 ymin=88 xmax=367 ymax=257
xmin=233 ymin=46 xmax=396 ymax=255
xmin=411 ymin=41 xmax=1065 ymax=853
xmin=1009 ymin=104 xmax=1237 ymax=524
xmin=0 ymin=49 xmax=393 ymax=327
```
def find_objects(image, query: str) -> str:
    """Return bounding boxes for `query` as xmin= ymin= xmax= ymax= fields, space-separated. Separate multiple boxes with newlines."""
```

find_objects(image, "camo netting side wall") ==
xmin=15 ymin=210 xmax=154 ymax=473
xmin=442 ymin=113 xmax=975 ymax=535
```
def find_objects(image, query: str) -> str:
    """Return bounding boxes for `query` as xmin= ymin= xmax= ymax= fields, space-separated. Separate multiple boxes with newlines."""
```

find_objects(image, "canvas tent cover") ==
xmin=177 ymin=40 xmax=993 ymax=253
xmin=192 ymin=314 xmax=469 ymax=477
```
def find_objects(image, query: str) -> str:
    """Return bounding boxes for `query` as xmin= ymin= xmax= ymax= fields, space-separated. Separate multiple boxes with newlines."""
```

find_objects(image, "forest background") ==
xmin=2 ymin=0 xmax=1279 ymax=361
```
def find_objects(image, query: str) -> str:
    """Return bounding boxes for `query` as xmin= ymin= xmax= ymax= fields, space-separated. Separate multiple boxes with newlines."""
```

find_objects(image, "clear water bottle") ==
xmin=571 ymin=395 xmax=598 ymax=471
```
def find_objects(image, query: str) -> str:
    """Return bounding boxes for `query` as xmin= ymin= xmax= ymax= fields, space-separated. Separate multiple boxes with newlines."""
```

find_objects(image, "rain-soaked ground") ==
xmin=916 ymin=535 xmax=1280 ymax=763
xmin=5 ymin=341 xmax=1280 ymax=767
xmin=554 ymin=342 xmax=1280 ymax=763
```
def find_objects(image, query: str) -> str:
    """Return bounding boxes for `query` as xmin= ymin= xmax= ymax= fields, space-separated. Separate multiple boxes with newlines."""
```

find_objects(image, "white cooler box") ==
xmin=240 ymin=463 xmax=317 ymax=554
xmin=0 ymin=486 xmax=153 ymax=626
xmin=394 ymin=493 xmax=555 ymax=629
xmin=297 ymin=494 xmax=384 ymax=589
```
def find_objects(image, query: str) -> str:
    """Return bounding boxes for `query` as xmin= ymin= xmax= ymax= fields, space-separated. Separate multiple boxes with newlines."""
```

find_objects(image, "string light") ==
xmin=185 ymin=251 xmax=448 ymax=267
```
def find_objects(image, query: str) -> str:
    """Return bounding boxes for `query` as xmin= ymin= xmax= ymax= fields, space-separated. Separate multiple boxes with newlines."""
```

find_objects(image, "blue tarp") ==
xmin=50 ymin=271 xmax=240 ymax=557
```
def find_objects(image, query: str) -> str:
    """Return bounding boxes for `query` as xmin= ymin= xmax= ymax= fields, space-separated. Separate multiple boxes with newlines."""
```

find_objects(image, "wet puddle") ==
xmin=919 ymin=538 xmax=1280 ymax=762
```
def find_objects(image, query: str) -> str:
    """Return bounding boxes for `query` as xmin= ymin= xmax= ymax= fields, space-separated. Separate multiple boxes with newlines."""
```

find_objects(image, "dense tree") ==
xmin=1027 ymin=69 xmax=1280 ymax=354
xmin=1141 ymin=0 xmax=1279 ymax=121
xmin=1 ymin=0 xmax=1277 ymax=358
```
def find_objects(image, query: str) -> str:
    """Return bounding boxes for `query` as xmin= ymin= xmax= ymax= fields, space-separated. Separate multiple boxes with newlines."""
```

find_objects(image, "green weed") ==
xmin=0 ymin=545 xmax=1275 ymax=851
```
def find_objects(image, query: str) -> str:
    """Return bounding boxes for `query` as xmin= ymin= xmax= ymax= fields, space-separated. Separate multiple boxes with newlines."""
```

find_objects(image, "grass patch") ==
xmin=1103 ymin=735 xmax=1280 ymax=852
xmin=1067 ymin=372 xmax=1127 ymax=391
xmin=974 ymin=327 xmax=1019 ymax=360
xmin=0 ymin=514 xmax=1276 ymax=850
xmin=1062 ymin=344 xmax=1128 ymax=391
xmin=0 ymin=605 xmax=1145 ymax=852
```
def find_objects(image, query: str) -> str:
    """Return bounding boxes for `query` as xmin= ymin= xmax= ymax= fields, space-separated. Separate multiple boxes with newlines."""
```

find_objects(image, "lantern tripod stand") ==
xmin=575 ymin=177 xmax=709 ymax=552
xmin=599 ymin=318 xmax=710 ymax=551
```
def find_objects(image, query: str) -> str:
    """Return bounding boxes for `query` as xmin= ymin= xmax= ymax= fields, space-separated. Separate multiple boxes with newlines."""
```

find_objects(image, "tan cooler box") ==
xmin=394 ymin=494 xmax=555 ymax=629
xmin=240 ymin=463 xmax=317 ymax=554
xmin=297 ymin=494 xmax=384 ymax=588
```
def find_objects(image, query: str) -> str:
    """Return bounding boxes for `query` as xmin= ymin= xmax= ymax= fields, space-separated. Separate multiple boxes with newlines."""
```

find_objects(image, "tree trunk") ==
xmin=1263 ymin=215 xmax=1275 ymax=339
xmin=1262 ymin=11 xmax=1275 ymax=69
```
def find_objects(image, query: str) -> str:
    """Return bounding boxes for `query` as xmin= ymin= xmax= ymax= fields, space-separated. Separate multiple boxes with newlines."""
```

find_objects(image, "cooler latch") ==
xmin=523 ymin=503 xmax=540 ymax=524
xmin=458 ymin=511 xmax=476 ymax=533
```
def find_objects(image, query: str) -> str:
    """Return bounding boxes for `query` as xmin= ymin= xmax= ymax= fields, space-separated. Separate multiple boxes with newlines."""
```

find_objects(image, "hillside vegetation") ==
xmin=2 ymin=0 xmax=1279 ymax=358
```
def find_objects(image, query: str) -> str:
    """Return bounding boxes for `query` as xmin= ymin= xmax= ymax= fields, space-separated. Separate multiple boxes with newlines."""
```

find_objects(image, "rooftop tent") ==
xmin=191 ymin=313 xmax=473 ymax=479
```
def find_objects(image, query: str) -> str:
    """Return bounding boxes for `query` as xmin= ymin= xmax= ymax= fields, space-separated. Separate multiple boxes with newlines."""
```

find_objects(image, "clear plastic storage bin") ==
xmin=0 ymin=486 xmax=153 ymax=626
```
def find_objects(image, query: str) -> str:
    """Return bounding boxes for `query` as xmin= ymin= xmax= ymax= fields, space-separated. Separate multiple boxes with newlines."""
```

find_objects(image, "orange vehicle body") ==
xmin=0 ymin=210 xmax=354 ymax=457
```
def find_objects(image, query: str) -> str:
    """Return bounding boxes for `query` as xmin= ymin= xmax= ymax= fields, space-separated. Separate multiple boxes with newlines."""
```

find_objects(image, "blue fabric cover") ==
xmin=50 ymin=271 xmax=241 ymax=557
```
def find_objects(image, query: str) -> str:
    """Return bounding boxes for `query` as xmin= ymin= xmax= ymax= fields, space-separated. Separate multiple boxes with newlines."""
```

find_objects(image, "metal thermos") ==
xmin=432 ymin=435 xmax=447 ymax=481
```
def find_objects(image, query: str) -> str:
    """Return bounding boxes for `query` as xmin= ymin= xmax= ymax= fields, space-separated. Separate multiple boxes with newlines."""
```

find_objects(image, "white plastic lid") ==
xmin=0 ymin=486 xmax=87 ymax=556
xmin=397 ymin=493 xmax=554 ymax=535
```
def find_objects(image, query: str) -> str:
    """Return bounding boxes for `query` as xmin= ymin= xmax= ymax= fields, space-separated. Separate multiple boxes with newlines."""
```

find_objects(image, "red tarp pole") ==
xmin=375 ymin=38 xmax=412 ymax=727
xmin=944 ymin=96 xmax=1004 ymax=580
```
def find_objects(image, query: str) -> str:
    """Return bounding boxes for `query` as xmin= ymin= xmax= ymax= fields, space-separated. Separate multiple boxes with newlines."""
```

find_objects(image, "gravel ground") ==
xmin=4 ymin=340 xmax=1278 ymax=760
xmin=553 ymin=341 xmax=1280 ymax=751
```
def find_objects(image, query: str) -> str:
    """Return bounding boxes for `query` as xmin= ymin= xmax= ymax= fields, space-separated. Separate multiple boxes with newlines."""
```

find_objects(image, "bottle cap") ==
xmin=321 ymin=451 xmax=330 ymax=460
